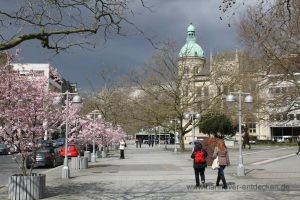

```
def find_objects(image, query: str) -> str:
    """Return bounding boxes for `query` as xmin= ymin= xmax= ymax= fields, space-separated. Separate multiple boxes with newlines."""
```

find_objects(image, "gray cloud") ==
xmin=13 ymin=0 xmax=243 ymax=91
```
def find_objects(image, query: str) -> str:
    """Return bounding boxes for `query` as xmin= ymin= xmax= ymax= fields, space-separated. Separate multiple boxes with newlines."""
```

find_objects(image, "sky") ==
xmin=13 ymin=0 xmax=244 ymax=91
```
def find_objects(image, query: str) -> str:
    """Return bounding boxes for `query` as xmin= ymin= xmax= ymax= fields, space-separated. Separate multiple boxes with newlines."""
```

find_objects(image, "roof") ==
xmin=179 ymin=23 xmax=204 ymax=58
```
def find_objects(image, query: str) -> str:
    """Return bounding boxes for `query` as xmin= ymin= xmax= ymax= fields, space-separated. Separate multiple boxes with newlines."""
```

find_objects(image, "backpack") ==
xmin=194 ymin=150 xmax=205 ymax=164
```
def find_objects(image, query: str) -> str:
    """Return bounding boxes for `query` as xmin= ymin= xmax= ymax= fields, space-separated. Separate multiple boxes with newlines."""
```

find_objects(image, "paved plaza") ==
xmin=1 ymin=142 xmax=300 ymax=199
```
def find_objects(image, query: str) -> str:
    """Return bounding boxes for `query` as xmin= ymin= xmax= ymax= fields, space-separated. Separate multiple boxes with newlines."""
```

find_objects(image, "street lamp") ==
xmin=54 ymin=91 xmax=82 ymax=179
xmin=155 ymin=126 xmax=160 ymax=147
xmin=184 ymin=112 xmax=201 ymax=151
xmin=87 ymin=110 xmax=102 ymax=163
xmin=170 ymin=119 xmax=180 ymax=153
xmin=43 ymin=119 xmax=48 ymax=141
xmin=226 ymin=90 xmax=253 ymax=176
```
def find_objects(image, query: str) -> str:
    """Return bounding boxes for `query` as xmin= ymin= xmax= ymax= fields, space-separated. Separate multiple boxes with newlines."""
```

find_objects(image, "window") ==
xmin=203 ymin=87 xmax=209 ymax=96
xmin=223 ymin=86 xmax=229 ymax=95
xmin=275 ymin=114 xmax=281 ymax=121
xmin=282 ymin=114 xmax=288 ymax=121
xmin=296 ymin=114 xmax=300 ymax=120
xmin=196 ymin=87 xmax=202 ymax=97
xmin=288 ymin=114 xmax=295 ymax=120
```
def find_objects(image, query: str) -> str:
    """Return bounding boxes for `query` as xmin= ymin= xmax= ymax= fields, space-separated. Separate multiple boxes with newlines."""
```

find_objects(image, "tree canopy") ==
xmin=199 ymin=114 xmax=235 ymax=139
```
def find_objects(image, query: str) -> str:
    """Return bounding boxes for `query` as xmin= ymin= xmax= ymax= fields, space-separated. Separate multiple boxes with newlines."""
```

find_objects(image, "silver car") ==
xmin=26 ymin=146 xmax=63 ymax=168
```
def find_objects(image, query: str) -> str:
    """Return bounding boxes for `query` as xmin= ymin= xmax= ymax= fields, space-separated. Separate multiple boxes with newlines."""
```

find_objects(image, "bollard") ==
xmin=101 ymin=150 xmax=107 ymax=158
xmin=80 ymin=157 xmax=88 ymax=169
xmin=96 ymin=150 xmax=100 ymax=158
xmin=84 ymin=151 xmax=91 ymax=162
xmin=71 ymin=156 xmax=80 ymax=170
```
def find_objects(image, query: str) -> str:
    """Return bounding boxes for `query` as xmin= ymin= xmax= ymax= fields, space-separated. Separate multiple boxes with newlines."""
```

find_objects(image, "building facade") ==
xmin=11 ymin=63 xmax=77 ymax=93
xmin=178 ymin=24 xmax=300 ymax=142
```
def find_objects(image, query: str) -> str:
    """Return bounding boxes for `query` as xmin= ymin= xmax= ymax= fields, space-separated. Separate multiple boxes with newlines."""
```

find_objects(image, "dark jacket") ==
xmin=191 ymin=144 xmax=208 ymax=169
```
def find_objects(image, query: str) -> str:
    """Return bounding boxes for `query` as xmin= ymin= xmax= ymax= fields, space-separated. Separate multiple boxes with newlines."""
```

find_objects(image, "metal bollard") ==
xmin=84 ymin=151 xmax=91 ymax=162
xmin=71 ymin=156 xmax=80 ymax=170
xmin=80 ymin=157 xmax=88 ymax=169
xmin=101 ymin=150 xmax=107 ymax=158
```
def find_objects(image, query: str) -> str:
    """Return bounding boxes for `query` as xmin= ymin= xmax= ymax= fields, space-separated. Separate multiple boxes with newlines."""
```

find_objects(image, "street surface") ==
xmin=0 ymin=142 xmax=300 ymax=199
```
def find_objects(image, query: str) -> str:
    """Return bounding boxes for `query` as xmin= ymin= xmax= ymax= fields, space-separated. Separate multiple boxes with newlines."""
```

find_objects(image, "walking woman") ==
xmin=191 ymin=142 xmax=208 ymax=186
xmin=213 ymin=140 xmax=230 ymax=189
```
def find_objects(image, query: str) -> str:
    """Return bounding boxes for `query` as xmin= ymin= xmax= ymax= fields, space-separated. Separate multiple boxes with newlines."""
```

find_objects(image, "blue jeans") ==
xmin=218 ymin=165 xmax=226 ymax=176
xmin=216 ymin=165 xmax=227 ymax=188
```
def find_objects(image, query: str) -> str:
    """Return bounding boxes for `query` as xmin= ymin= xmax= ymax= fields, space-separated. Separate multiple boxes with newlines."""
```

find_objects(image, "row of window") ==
xmin=268 ymin=86 xmax=296 ymax=95
xmin=270 ymin=113 xmax=300 ymax=121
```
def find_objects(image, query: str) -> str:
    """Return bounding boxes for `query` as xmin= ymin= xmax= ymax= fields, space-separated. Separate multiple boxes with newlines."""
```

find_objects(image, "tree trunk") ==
xmin=180 ymin=134 xmax=185 ymax=151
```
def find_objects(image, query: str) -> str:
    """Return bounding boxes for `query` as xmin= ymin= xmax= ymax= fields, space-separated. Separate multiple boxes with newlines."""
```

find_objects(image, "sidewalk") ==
xmin=1 ymin=143 xmax=299 ymax=200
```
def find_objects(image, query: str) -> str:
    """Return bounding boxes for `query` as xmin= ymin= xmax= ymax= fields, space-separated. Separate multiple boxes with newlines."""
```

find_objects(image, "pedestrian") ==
xmin=151 ymin=138 xmax=154 ymax=147
xmin=213 ymin=140 xmax=230 ymax=189
xmin=135 ymin=138 xmax=139 ymax=148
xmin=119 ymin=139 xmax=126 ymax=159
xmin=148 ymin=138 xmax=151 ymax=147
xmin=296 ymin=136 xmax=300 ymax=155
xmin=191 ymin=142 xmax=208 ymax=186
xmin=138 ymin=137 xmax=142 ymax=148
xmin=242 ymin=127 xmax=251 ymax=149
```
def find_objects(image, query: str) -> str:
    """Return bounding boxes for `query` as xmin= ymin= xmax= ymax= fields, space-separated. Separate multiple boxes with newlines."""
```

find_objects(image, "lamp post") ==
xmin=54 ymin=91 xmax=82 ymax=179
xmin=87 ymin=110 xmax=102 ymax=163
xmin=155 ymin=126 xmax=160 ymax=148
xmin=226 ymin=90 xmax=253 ymax=176
xmin=184 ymin=112 xmax=201 ymax=151
xmin=43 ymin=119 xmax=48 ymax=141
xmin=170 ymin=119 xmax=180 ymax=153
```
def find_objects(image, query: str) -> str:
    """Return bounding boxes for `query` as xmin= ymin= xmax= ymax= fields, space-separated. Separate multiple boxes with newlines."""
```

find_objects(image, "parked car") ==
xmin=55 ymin=138 xmax=65 ymax=147
xmin=0 ymin=143 xmax=9 ymax=155
xmin=249 ymin=140 xmax=256 ymax=144
xmin=59 ymin=144 xmax=79 ymax=157
xmin=26 ymin=146 xmax=63 ymax=168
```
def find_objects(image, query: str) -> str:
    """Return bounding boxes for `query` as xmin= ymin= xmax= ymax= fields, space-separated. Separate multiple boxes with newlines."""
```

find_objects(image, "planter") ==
xmin=8 ymin=173 xmax=46 ymax=200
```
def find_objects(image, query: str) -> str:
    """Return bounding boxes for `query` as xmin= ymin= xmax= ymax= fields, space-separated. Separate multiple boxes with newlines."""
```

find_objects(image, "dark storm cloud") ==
xmin=12 ymin=0 xmax=243 ymax=91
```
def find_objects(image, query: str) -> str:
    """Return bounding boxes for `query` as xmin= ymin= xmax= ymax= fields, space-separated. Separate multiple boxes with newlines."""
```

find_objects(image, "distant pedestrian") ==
xmin=135 ymin=138 xmax=139 ymax=148
xmin=151 ymin=139 xmax=154 ymax=147
xmin=148 ymin=138 xmax=151 ymax=147
xmin=296 ymin=136 xmax=300 ymax=155
xmin=191 ymin=143 xmax=208 ymax=186
xmin=242 ymin=127 xmax=251 ymax=149
xmin=213 ymin=140 xmax=230 ymax=189
xmin=119 ymin=139 xmax=126 ymax=159
xmin=138 ymin=137 xmax=142 ymax=148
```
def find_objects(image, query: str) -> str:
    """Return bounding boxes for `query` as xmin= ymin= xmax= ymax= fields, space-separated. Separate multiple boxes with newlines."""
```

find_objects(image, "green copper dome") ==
xmin=179 ymin=23 xmax=204 ymax=58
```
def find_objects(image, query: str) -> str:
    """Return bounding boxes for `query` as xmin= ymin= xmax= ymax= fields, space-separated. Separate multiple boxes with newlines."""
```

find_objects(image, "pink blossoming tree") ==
xmin=0 ymin=60 xmax=63 ymax=176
